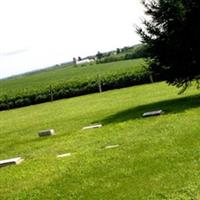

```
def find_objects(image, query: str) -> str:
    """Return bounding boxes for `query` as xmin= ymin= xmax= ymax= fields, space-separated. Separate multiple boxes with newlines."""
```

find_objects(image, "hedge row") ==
xmin=96 ymin=45 xmax=149 ymax=64
xmin=0 ymin=71 xmax=160 ymax=111
xmin=96 ymin=54 xmax=143 ymax=64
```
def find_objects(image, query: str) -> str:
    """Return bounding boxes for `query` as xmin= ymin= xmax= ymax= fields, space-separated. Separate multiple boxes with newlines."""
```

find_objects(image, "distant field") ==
xmin=0 ymin=82 xmax=200 ymax=199
xmin=0 ymin=58 xmax=145 ymax=98
xmin=0 ymin=58 xmax=151 ymax=110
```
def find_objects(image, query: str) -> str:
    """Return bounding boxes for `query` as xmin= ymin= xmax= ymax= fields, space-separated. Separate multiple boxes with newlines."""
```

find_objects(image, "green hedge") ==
xmin=0 ymin=71 xmax=156 ymax=111
xmin=96 ymin=45 xmax=149 ymax=64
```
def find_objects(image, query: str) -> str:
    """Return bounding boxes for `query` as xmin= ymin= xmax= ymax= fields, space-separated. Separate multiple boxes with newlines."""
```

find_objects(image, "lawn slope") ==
xmin=0 ymin=82 xmax=200 ymax=199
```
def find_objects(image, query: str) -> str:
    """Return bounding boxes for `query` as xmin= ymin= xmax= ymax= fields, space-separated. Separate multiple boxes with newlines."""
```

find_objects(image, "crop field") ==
xmin=0 ymin=58 xmax=145 ymax=99
xmin=0 ymin=82 xmax=200 ymax=199
xmin=0 ymin=58 xmax=150 ymax=111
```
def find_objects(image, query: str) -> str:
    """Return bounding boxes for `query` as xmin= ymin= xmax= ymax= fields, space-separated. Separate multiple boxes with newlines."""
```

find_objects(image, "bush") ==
xmin=0 ymin=103 xmax=9 ymax=110
xmin=15 ymin=98 xmax=25 ymax=107
xmin=35 ymin=94 xmax=48 ymax=104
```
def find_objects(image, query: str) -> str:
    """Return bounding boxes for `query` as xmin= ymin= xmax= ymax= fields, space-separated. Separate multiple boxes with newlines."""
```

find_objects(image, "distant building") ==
xmin=76 ymin=58 xmax=91 ymax=65
xmin=73 ymin=57 xmax=95 ymax=65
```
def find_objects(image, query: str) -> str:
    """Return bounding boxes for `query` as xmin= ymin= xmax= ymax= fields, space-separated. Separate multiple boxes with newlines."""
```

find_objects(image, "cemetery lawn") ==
xmin=0 ymin=82 xmax=200 ymax=199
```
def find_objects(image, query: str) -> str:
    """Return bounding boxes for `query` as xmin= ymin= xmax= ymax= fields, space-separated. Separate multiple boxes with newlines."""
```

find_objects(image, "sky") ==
xmin=0 ymin=0 xmax=145 ymax=79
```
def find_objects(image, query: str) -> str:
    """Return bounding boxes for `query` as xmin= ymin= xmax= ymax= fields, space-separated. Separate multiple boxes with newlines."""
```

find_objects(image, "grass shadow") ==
xmin=2 ymin=133 xmax=67 ymax=153
xmin=98 ymin=94 xmax=200 ymax=125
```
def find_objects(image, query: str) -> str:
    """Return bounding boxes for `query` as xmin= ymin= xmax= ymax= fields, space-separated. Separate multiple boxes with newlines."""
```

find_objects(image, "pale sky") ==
xmin=0 ymin=0 xmax=144 ymax=78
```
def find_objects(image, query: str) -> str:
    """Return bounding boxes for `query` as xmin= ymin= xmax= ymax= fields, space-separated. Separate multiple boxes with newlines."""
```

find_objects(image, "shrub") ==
xmin=0 ymin=103 xmax=9 ymax=110
xmin=15 ymin=98 xmax=25 ymax=107
xmin=35 ymin=94 xmax=48 ymax=104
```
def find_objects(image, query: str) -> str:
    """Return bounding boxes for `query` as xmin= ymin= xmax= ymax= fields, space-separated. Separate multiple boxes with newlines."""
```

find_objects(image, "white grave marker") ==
xmin=0 ymin=157 xmax=24 ymax=168
xmin=38 ymin=129 xmax=55 ymax=137
xmin=142 ymin=110 xmax=164 ymax=117
xmin=105 ymin=144 xmax=120 ymax=149
xmin=82 ymin=124 xmax=102 ymax=130
xmin=57 ymin=153 xmax=71 ymax=158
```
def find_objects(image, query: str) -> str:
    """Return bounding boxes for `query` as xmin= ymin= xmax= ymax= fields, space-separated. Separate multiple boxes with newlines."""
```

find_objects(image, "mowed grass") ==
xmin=0 ymin=58 xmax=144 ymax=98
xmin=0 ymin=82 xmax=200 ymax=199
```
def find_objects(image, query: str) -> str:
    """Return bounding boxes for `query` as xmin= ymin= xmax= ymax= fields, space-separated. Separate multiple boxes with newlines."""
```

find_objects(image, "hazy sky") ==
xmin=0 ymin=0 xmax=144 ymax=78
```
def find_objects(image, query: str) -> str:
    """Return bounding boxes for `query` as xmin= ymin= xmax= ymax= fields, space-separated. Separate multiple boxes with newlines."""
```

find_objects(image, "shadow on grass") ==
xmin=98 ymin=94 xmax=200 ymax=125
xmin=2 ymin=133 xmax=66 ymax=153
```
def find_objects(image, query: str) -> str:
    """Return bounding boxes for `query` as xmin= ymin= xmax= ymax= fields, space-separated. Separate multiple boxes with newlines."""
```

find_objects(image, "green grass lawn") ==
xmin=0 ymin=58 xmax=144 ymax=99
xmin=0 ymin=82 xmax=200 ymax=199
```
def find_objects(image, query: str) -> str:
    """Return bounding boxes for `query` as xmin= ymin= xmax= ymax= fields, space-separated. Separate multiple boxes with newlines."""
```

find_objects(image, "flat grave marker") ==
xmin=38 ymin=129 xmax=55 ymax=137
xmin=142 ymin=110 xmax=164 ymax=118
xmin=82 ymin=124 xmax=102 ymax=130
xmin=105 ymin=144 xmax=120 ymax=149
xmin=0 ymin=157 xmax=24 ymax=168
xmin=57 ymin=153 xmax=71 ymax=158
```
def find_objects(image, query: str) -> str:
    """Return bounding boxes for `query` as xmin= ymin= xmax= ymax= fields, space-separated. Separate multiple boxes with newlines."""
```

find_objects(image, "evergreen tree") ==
xmin=137 ymin=0 xmax=200 ymax=91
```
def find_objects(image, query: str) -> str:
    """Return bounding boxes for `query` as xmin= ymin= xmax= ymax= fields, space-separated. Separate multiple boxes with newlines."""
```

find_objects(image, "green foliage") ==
xmin=0 ymin=71 xmax=152 ymax=111
xmin=96 ymin=44 xmax=148 ymax=64
xmin=96 ymin=51 xmax=103 ymax=60
xmin=0 ymin=59 xmax=157 ymax=111
xmin=35 ymin=94 xmax=48 ymax=104
xmin=116 ymin=48 xmax=121 ymax=54
xmin=0 ymin=59 xmax=144 ymax=98
xmin=138 ymin=0 xmax=200 ymax=90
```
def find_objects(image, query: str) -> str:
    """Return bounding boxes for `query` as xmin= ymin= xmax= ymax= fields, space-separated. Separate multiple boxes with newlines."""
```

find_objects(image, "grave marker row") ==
xmin=1 ymin=109 xmax=164 ymax=168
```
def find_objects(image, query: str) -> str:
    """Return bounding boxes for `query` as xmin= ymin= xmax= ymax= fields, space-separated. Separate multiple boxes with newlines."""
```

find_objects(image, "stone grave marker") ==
xmin=0 ymin=157 xmax=24 ymax=168
xmin=105 ymin=144 xmax=119 ymax=149
xmin=38 ymin=129 xmax=55 ymax=137
xmin=142 ymin=110 xmax=164 ymax=117
xmin=57 ymin=153 xmax=71 ymax=158
xmin=82 ymin=124 xmax=102 ymax=130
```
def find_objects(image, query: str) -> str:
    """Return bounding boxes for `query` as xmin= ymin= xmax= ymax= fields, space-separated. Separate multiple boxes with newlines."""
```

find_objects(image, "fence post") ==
xmin=149 ymin=74 xmax=154 ymax=83
xmin=97 ymin=75 xmax=102 ymax=93
xmin=49 ymin=85 xmax=54 ymax=102
xmin=4 ymin=95 xmax=9 ymax=110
